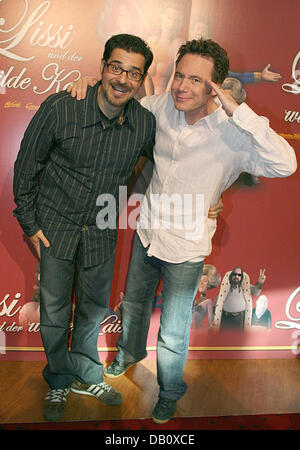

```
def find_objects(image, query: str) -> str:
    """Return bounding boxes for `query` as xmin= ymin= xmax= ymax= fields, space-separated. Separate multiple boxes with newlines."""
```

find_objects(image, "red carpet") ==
xmin=2 ymin=414 xmax=300 ymax=430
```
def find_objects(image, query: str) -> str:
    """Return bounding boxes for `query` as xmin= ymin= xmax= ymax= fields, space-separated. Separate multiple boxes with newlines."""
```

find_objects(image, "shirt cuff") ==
xmin=254 ymin=72 xmax=262 ymax=82
xmin=232 ymin=102 xmax=260 ymax=126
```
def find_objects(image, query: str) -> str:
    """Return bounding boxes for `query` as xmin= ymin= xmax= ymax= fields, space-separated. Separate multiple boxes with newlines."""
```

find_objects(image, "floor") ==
xmin=1 ymin=358 xmax=300 ymax=424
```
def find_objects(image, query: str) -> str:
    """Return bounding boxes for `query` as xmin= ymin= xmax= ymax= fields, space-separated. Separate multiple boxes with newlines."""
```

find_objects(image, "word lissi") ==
xmin=0 ymin=1 xmax=82 ymax=94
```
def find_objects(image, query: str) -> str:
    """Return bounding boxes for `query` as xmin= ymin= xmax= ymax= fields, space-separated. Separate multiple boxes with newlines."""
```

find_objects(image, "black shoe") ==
xmin=152 ymin=397 xmax=177 ymax=424
xmin=104 ymin=360 xmax=137 ymax=378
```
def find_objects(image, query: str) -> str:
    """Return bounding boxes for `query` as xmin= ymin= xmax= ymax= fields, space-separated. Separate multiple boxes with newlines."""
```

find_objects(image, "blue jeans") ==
xmin=40 ymin=243 xmax=115 ymax=389
xmin=115 ymin=234 xmax=204 ymax=401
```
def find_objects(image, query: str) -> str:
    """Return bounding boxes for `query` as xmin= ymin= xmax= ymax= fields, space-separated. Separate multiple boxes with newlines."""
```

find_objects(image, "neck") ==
xmin=184 ymin=97 xmax=218 ymax=126
xmin=97 ymin=86 xmax=123 ymax=119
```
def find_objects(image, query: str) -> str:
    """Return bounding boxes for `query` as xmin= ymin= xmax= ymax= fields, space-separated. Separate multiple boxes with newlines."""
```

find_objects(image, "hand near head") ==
xmin=66 ymin=76 xmax=98 ymax=100
xmin=207 ymin=79 xmax=239 ymax=116
xmin=29 ymin=229 xmax=50 ymax=259
xmin=258 ymin=268 xmax=266 ymax=284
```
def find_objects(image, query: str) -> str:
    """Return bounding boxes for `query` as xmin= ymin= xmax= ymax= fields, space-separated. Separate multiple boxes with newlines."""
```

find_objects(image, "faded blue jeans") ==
xmin=40 ymin=243 xmax=115 ymax=389
xmin=115 ymin=234 xmax=204 ymax=401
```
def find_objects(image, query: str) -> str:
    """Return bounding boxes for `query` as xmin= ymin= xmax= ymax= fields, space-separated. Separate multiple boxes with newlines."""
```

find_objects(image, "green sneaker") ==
xmin=152 ymin=397 xmax=177 ymax=424
xmin=104 ymin=360 xmax=137 ymax=378
xmin=70 ymin=380 xmax=122 ymax=405
xmin=43 ymin=388 xmax=70 ymax=422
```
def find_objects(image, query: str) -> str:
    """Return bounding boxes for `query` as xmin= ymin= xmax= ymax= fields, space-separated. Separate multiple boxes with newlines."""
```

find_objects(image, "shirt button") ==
xmin=82 ymin=225 xmax=88 ymax=231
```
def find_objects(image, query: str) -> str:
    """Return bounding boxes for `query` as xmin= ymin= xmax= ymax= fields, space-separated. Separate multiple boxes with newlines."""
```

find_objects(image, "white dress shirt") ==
xmin=138 ymin=92 xmax=297 ymax=263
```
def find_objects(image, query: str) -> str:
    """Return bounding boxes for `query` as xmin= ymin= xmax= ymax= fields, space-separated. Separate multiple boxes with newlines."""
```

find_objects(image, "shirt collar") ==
xmin=203 ymin=105 xmax=227 ymax=131
xmin=82 ymin=81 xmax=135 ymax=129
xmin=179 ymin=103 xmax=226 ymax=131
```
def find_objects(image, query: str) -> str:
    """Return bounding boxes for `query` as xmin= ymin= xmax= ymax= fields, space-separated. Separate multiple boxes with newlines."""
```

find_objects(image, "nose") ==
xmin=177 ymin=77 xmax=189 ymax=91
xmin=118 ymin=70 xmax=128 ymax=84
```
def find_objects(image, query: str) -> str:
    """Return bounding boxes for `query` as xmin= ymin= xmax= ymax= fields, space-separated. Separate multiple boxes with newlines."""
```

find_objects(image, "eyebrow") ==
xmin=175 ymin=71 xmax=203 ymax=80
xmin=108 ymin=59 xmax=143 ymax=73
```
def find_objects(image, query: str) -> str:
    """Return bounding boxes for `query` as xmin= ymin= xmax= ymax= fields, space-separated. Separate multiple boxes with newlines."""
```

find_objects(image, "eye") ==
xmin=129 ymin=71 xmax=140 ymax=80
xmin=111 ymin=64 xmax=121 ymax=73
xmin=191 ymin=77 xmax=201 ymax=84
xmin=174 ymin=72 xmax=184 ymax=79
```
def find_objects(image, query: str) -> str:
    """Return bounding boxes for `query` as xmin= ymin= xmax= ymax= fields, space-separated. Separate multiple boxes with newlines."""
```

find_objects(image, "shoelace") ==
xmin=86 ymin=382 xmax=114 ymax=398
xmin=45 ymin=388 xmax=69 ymax=403
xmin=97 ymin=382 xmax=112 ymax=392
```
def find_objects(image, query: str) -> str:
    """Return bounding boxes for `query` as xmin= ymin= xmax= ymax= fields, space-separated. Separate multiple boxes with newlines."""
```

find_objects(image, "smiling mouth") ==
xmin=111 ymin=84 xmax=130 ymax=94
xmin=175 ymin=96 xmax=191 ymax=101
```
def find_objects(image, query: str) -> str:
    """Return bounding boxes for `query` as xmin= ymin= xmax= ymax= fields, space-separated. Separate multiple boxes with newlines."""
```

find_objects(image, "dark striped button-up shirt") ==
xmin=13 ymin=81 xmax=155 ymax=267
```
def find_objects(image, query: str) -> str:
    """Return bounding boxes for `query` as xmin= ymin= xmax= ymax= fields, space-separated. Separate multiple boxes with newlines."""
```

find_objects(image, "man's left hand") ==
xmin=208 ymin=196 xmax=223 ymax=219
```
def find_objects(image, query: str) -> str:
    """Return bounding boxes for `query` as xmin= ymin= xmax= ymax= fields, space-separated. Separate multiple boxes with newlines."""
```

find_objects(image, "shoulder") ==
xmin=39 ymin=90 xmax=81 ymax=112
xmin=140 ymin=92 xmax=172 ymax=114
xmin=131 ymin=97 xmax=156 ymax=124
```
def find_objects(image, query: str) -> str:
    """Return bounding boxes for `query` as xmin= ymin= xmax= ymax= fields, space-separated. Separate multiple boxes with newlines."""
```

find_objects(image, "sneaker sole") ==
xmin=44 ymin=411 xmax=65 ymax=422
xmin=152 ymin=415 xmax=173 ymax=424
xmin=103 ymin=362 xmax=137 ymax=379
xmin=70 ymin=387 xmax=122 ymax=405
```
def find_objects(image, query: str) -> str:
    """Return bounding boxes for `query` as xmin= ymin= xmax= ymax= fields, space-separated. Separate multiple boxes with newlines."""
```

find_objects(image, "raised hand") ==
xmin=207 ymin=79 xmax=239 ymax=116
xmin=258 ymin=268 xmax=266 ymax=284
xmin=66 ymin=76 xmax=98 ymax=100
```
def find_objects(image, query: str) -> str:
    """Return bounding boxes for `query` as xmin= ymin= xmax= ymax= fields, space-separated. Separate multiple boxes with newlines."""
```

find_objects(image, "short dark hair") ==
xmin=175 ymin=38 xmax=229 ymax=84
xmin=103 ymin=34 xmax=153 ymax=74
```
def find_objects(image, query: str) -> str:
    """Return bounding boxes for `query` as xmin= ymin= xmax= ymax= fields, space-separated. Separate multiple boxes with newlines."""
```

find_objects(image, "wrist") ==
xmin=254 ymin=72 xmax=262 ymax=82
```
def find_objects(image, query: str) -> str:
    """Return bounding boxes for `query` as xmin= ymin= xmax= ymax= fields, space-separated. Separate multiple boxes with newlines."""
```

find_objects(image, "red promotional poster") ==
xmin=0 ymin=0 xmax=299 ymax=370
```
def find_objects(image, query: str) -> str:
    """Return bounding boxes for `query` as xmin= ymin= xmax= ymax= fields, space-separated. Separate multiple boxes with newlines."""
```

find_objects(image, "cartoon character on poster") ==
xmin=189 ymin=1 xmax=282 ymax=89
xmin=191 ymin=264 xmax=221 ymax=330
xmin=145 ymin=0 xmax=190 ymax=94
xmin=251 ymin=295 xmax=272 ymax=331
xmin=212 ymin=267 xmax=269 ymax=332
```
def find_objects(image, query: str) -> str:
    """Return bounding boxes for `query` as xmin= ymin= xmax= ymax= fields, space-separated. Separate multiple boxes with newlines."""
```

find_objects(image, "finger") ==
xmin=80 ymin=77 xmax=89 ymax=100
xmin=206 ymin=79 xmax=220 ymax=94
xmin=34 ymin=242 xmax=41 ymax=259
xmin=40 ymin=236 xmax=50 ymax=248
xmin=74 ymin=79 xmax=82 ymax=100
xmin=35 ymin=229 xmax=50 ymax=248
xmin=76 ymin=79 xmax=84 ymax=100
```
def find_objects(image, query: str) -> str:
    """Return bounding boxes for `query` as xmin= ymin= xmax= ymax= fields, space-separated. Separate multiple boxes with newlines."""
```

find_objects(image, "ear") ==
xmin=140 ymin=72 xmax=148 ymax=86
xmin=101 ymin=59 xmax=106 ymax=74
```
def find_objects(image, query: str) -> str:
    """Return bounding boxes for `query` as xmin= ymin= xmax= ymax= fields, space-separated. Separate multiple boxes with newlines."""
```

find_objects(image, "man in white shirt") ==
xmin=70 ymin=38 xmax=297 ymax=424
